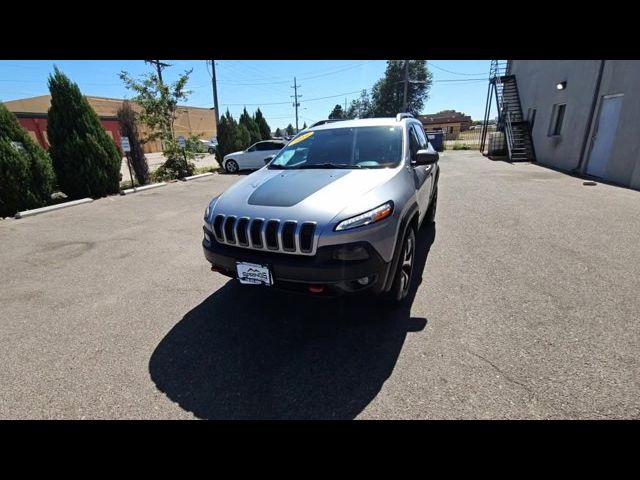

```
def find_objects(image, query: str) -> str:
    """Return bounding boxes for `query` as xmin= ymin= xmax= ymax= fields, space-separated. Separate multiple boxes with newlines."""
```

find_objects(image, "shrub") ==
xmin=0 ymin=103 xmax=56 ymax=217
xmin=47 ymin=67 xmax=121 ymax=199
xmin=153 ymin=139 xmax=195 ymax=181
xmin=452 ymin=143 xmax=471 ymax=150
xmin=117 ymin=101 xmax=149 ymax=185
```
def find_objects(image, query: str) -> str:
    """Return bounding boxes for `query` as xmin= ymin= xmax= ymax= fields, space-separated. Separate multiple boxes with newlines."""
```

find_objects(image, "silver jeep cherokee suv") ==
xmin=202 ymin=113 xmax=439 ymax=303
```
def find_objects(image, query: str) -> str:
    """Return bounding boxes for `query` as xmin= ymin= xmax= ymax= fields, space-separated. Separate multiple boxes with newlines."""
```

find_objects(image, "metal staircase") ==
xmin=480 ymin=60 xmax=536 ymax=162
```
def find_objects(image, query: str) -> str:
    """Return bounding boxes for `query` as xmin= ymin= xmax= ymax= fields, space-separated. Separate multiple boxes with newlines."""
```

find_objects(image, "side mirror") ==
xmin=415 ymin=149 xmax=439 ymax=165
xmin=264 ymin=155 xmax=275 ymax=165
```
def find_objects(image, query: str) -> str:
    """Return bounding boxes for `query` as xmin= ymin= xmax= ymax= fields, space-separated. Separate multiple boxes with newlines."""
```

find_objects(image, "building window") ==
xmin=548 ymin=103 xmax=566 ymax=136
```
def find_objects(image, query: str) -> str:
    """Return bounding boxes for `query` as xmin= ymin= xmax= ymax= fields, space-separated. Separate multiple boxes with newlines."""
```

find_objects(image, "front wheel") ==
xmin=387 ymin=226 xmax=416 ymax=304
xmin=208 ymin=147 xmax=215 ymax=154
xmin=225 ymin=159 xmax=239 ymax=174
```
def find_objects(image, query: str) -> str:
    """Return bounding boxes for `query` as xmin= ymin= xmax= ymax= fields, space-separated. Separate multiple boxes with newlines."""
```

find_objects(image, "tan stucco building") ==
xmin=3 ymin=95 xmax=216 ymax=153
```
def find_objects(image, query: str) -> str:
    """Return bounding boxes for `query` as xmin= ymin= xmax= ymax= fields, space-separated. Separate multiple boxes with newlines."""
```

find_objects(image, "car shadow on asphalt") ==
xmin=149 ymin=223 xmax=436 ymax=419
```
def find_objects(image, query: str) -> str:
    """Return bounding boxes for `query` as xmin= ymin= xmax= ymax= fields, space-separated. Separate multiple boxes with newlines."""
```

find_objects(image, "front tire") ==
xmin=208 ymin=147 xmax=215 ymax=154
xmin=388 ymin=226 xmax=416 ymax=304
xmin=225 ymin=159 xmax=239 ymax=174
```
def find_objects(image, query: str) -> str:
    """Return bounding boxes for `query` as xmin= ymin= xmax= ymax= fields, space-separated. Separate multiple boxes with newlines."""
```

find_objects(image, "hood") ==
xmin=224 ymin=150 xmax=244 ymax=158
xmin=212 ymin=167 xmax=400 ymax=225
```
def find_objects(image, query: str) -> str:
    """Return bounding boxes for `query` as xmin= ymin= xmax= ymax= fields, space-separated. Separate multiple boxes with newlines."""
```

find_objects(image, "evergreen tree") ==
xmin=285 ymin=124 xmax=295 ymax=136
xmin=47 ymin=67 xmax=121 ymax=198
xmin=302 ymin=122 xmax=307 ymax=129
xmin=237 ymin=123 xmax=251 ymax=149
xmin=0 ymin=103 xmax=56 ymax=217
xmin=254 ymin=108 xmax=271 ymax=140
xmin=347 ymin=90 xmax=373 ymax=119
xmin=215 ymin=109 xmax=244 ymax=167
xmin=116 ymin=101 xmax=149 ymax=185
xmin=274 ymin=127 xmax=282 ymax=137
xmin=328 ymin=104 xmax=345 ymax=119
xmin=239 ymin=107 xmax=261 ymax=145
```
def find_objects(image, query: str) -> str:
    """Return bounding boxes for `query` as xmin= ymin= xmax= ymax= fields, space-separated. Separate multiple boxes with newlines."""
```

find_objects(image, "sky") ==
xmin=0 ymin=60 xmax=493 ymax=132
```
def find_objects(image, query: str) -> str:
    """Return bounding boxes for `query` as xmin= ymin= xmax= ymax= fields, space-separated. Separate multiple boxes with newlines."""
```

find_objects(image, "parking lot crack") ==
xmin=468 ymin=350 xmax=533 ymax=394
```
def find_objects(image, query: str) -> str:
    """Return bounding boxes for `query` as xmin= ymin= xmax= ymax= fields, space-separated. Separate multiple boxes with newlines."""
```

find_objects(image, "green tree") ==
xmin=0 ymin=103 xmax=56 ymax=217
xmin=237 ymin=123 xmax=251 ymax=149
xmin=116 ymin=100 xmax=149 ymax=185
xmin=302 ymin=122 xmax=307 ymax=129
xmin=119 ymin=66 xmax=195 ymax=179
xmin=47 ymin=67 xmax=121 ymax=199
xmin=215 ymin=109 xmax=251 ymax=167
xmin=285 ymin=123 xmax=295 ymax=136
xmin=274 ymin=127 xmax=282 ymax=137
xmin=239 ymin=107 xmax=261 ymax=145
xmin=328 ymin=104 xmax=345 ymax=119
xmin=370 ymin=60 xmax=432 ymax=117
xmin=347 ymin=90 xmax=373 ymax=119
xmin=254 ymin=108 xmax=271 ymax=140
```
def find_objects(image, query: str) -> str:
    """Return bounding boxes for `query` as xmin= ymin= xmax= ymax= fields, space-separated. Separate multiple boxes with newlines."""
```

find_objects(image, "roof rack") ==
xmin=395 ymin=112 xmax=414 ymax=122
xmin=308 ymin=119 xmax=344 ymax=128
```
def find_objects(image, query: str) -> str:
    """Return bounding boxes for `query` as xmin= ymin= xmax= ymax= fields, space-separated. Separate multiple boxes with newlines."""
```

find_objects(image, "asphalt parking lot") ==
xmin=1 ymin=150 xmax=640 ymax=419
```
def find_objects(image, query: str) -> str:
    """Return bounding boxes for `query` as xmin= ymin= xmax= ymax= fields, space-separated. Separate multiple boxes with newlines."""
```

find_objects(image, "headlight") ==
xmin=334 ymin=201 xmax=394 ymax=231
xmin=204 ymin=205 xmax=210 ymax=220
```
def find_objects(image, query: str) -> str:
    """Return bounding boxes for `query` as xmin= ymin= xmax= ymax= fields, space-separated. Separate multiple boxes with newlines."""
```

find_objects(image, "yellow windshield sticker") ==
xmin=288 ymin=131 xmax=314 ymax=146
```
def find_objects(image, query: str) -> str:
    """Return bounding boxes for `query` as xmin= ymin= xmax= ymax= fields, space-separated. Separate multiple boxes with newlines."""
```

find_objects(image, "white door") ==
xmin=586 ymin=94 xmax=623 ymax=178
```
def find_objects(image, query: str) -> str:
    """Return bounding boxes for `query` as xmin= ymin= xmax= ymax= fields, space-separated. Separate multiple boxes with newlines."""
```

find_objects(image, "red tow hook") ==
xmin=309 ymin=285 xmax=325 ymax=293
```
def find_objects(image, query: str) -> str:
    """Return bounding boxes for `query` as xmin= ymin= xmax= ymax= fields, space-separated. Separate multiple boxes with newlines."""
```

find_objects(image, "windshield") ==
xmin=269 ymin=125 xmax=403 ymax=169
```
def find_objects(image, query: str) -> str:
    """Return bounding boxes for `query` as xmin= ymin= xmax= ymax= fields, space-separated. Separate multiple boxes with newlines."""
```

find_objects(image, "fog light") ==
xmin=332 ymin=245 xmax=370 ymax=261
xmin=357 ymin=276 xmax=370 ymax=286
xmin=204 ymin=232 xmax=211 ymax=243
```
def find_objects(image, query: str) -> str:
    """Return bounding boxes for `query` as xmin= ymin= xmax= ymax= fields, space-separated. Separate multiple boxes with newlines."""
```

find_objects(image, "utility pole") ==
xmin=291 ymin=77 xmax=302 ymax=133
xmin=210 ymin=60 xmax=220 ymax=137
xmin=402 ymin=60 xmax=410 ymax=112
xmin=145 ymin=59 xmax=171 ymax=85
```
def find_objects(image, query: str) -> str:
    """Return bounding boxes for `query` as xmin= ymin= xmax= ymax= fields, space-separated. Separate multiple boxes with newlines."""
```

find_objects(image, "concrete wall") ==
xmin=591 ymin=61 xmax=640 ymax=189
xmin=511 ymin=60 xmax=640 ymax=190
xmin=511 ymin=60 xmax=601 ymax=172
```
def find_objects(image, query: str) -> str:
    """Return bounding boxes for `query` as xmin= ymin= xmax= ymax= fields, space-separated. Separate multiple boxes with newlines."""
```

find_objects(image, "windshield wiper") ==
xmin=297 ymin=163 xmax=362 ymax=169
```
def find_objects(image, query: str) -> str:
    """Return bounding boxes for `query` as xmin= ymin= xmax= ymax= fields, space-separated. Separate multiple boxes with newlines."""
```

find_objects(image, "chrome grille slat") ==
xmin=212 ymin=214 xmax=317 ymax=255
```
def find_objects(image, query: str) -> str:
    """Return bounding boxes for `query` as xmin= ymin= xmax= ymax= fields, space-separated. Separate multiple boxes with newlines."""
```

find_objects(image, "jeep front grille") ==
xmin=213 ymin=214 xmax=317 ymax=255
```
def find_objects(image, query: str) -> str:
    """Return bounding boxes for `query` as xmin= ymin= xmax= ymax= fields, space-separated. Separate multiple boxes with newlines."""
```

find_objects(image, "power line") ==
xmin=144 ymin=60 xmax=171 ymax=84
xmin=427 ymin=61 xmax=487 ymax=76
xmin=214 ymin=60 xmax=378 ymax=86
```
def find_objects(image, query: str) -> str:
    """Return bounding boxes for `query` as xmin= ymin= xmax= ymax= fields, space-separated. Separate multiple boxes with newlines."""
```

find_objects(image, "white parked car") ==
xmin=199 ymin=136 xmax=218 ymax=154
xmin=222 ymin=140 xmax=286 ymax=173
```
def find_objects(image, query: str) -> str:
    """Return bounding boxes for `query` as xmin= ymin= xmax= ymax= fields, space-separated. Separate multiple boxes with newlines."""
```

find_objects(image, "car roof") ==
xmin=309 ymin=117 xmax=404 ymax=131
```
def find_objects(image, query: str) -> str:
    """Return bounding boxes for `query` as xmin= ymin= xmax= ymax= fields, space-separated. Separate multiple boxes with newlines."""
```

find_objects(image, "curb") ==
xmin=123 ymin=182 xmax=167 ymax=194
xmin=15 ymin=198 xmax=93 ymax=219
xmin=184 ymin=172 xmax=214 ymax=181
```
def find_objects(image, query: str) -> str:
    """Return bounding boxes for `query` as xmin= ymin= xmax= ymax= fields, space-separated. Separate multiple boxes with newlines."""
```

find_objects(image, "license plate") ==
xmin=236 ymin=262 xmax=273 ymax=286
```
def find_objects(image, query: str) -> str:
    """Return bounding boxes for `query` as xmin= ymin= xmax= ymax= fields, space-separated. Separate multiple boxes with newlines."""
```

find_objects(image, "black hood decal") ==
xmin=248 ymin=170 xmax=350 ymax=207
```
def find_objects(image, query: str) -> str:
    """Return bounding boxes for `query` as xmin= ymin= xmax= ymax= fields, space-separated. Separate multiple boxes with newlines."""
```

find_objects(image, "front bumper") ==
xmin=202 ymin=228 xmax=392 ymax=295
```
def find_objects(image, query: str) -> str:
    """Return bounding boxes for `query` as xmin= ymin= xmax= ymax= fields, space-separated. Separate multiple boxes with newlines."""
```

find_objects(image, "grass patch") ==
xmin=452 ymin=143 xmax=472 ymax=150
xmin=193 ymin=165 xmax=219 ymax=175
